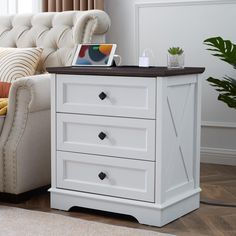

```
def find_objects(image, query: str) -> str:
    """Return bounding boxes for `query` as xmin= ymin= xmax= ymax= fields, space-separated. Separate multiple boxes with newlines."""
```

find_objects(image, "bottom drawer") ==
xmin=57 ymin=151 xmax=155 ymax=202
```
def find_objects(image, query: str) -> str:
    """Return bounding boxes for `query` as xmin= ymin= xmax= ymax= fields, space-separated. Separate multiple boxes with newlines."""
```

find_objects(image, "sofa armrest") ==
xmin=8 ymin=73 xmax=51 ymax=113
xmin=74 ymin=10 xmax=111 ymax=43
xmin=0 ymin=73 xmax=51 ymax=140
xmin=0 ymin=73 xmax=51 ymax=193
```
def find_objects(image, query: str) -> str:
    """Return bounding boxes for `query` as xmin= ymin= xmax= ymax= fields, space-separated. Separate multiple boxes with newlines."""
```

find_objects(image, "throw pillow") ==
xmin=0 ymin=82 xmax=11 ymax=98
xmin=0 ymin=47 xmax=43 ymax=83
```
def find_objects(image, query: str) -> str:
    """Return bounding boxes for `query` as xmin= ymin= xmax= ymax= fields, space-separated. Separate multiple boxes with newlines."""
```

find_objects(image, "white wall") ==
xmin=105 ymin=0 xmax=236 ymax=165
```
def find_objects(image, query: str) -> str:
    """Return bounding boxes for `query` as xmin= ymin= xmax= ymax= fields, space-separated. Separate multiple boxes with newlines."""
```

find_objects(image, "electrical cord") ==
xmin=200 ymin=199 xmax=236 ymax=208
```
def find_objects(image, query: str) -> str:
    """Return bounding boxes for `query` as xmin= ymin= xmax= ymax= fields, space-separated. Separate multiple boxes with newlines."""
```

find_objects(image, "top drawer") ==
xmin=56 ymin=75 xmax=156 ymax=119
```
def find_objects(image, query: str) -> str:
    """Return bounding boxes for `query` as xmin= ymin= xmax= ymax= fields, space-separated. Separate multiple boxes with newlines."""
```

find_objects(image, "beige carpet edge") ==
xmin=0 ymin=206 xmax=174 ymax=236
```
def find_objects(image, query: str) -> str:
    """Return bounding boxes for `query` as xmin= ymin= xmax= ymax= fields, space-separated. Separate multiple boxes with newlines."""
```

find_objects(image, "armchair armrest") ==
xmin=8 ymin=73 xmax=51 ymax=113
xmin=0 ymin=73 xmax=51 ymax=193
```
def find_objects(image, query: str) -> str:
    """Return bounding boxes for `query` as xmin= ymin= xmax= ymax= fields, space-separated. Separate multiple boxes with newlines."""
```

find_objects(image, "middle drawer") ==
xmin=57 ymin=113 xmax=156 ymax=161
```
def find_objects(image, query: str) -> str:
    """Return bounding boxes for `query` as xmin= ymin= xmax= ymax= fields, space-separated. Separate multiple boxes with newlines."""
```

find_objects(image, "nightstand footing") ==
xmin=50 ymin=188 xmax=200 ymax=227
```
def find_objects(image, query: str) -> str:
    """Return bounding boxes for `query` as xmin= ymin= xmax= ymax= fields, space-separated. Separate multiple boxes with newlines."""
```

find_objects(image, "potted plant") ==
xmin=167 ymin=46 xmax=184 ymax=69
xmin=204 ymin=37 xmax=236 ymax=109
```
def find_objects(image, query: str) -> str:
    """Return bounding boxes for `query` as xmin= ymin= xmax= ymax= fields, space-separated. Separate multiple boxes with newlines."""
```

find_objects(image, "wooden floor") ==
xmin=2 ymin=163 xmax=236 ymax=236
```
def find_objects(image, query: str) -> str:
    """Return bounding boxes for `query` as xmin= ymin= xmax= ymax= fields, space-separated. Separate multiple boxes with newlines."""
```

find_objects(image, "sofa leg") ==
xmin=0 ymin=185 xmax=50 ymax=204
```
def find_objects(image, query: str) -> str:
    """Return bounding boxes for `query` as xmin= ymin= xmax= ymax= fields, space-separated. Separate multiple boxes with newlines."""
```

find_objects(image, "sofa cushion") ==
xmin=0 ymin=47 xmax=43 ymax=83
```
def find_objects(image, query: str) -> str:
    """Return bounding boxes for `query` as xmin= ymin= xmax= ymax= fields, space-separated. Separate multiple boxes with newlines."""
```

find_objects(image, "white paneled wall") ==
xmin=105 ymin=0 xmax=236 ymax=165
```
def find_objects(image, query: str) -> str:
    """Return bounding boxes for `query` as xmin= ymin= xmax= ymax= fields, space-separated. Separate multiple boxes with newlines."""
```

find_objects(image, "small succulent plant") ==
xmin=168 ymin=47 xmax=184 ymax=55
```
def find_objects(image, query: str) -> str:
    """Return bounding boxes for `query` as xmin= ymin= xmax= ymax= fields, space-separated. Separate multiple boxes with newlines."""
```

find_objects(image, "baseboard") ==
xmin=201 ymin=147 xmax=236 ymax=166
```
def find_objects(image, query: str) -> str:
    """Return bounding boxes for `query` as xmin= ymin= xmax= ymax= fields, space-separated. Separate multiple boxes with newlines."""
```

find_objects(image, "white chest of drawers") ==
xmin=49 ymin=66 xmax=204 ymax=227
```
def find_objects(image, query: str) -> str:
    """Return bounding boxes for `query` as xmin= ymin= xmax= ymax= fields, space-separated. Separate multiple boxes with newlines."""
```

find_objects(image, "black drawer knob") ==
xmin=98 ymin=172 xmax=106 ymax=180
xmin=99 ymin=92 xmax=107 ymax=100
xmin=98 ymin=132 xmax=106 ymax=140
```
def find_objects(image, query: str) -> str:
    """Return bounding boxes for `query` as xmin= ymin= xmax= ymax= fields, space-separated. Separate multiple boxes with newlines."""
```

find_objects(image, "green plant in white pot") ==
xmin=167 ymin=46 xmax=184 ymax=69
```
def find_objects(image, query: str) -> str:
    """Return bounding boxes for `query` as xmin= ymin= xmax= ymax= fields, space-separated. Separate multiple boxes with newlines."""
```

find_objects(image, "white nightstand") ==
xmin=48 ymin=66 xmax=204 ymax=227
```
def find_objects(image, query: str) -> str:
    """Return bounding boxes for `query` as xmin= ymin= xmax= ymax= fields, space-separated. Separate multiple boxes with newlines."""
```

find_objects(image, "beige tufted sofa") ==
xmin=0 ymin=10 xmax=110 ymax=198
